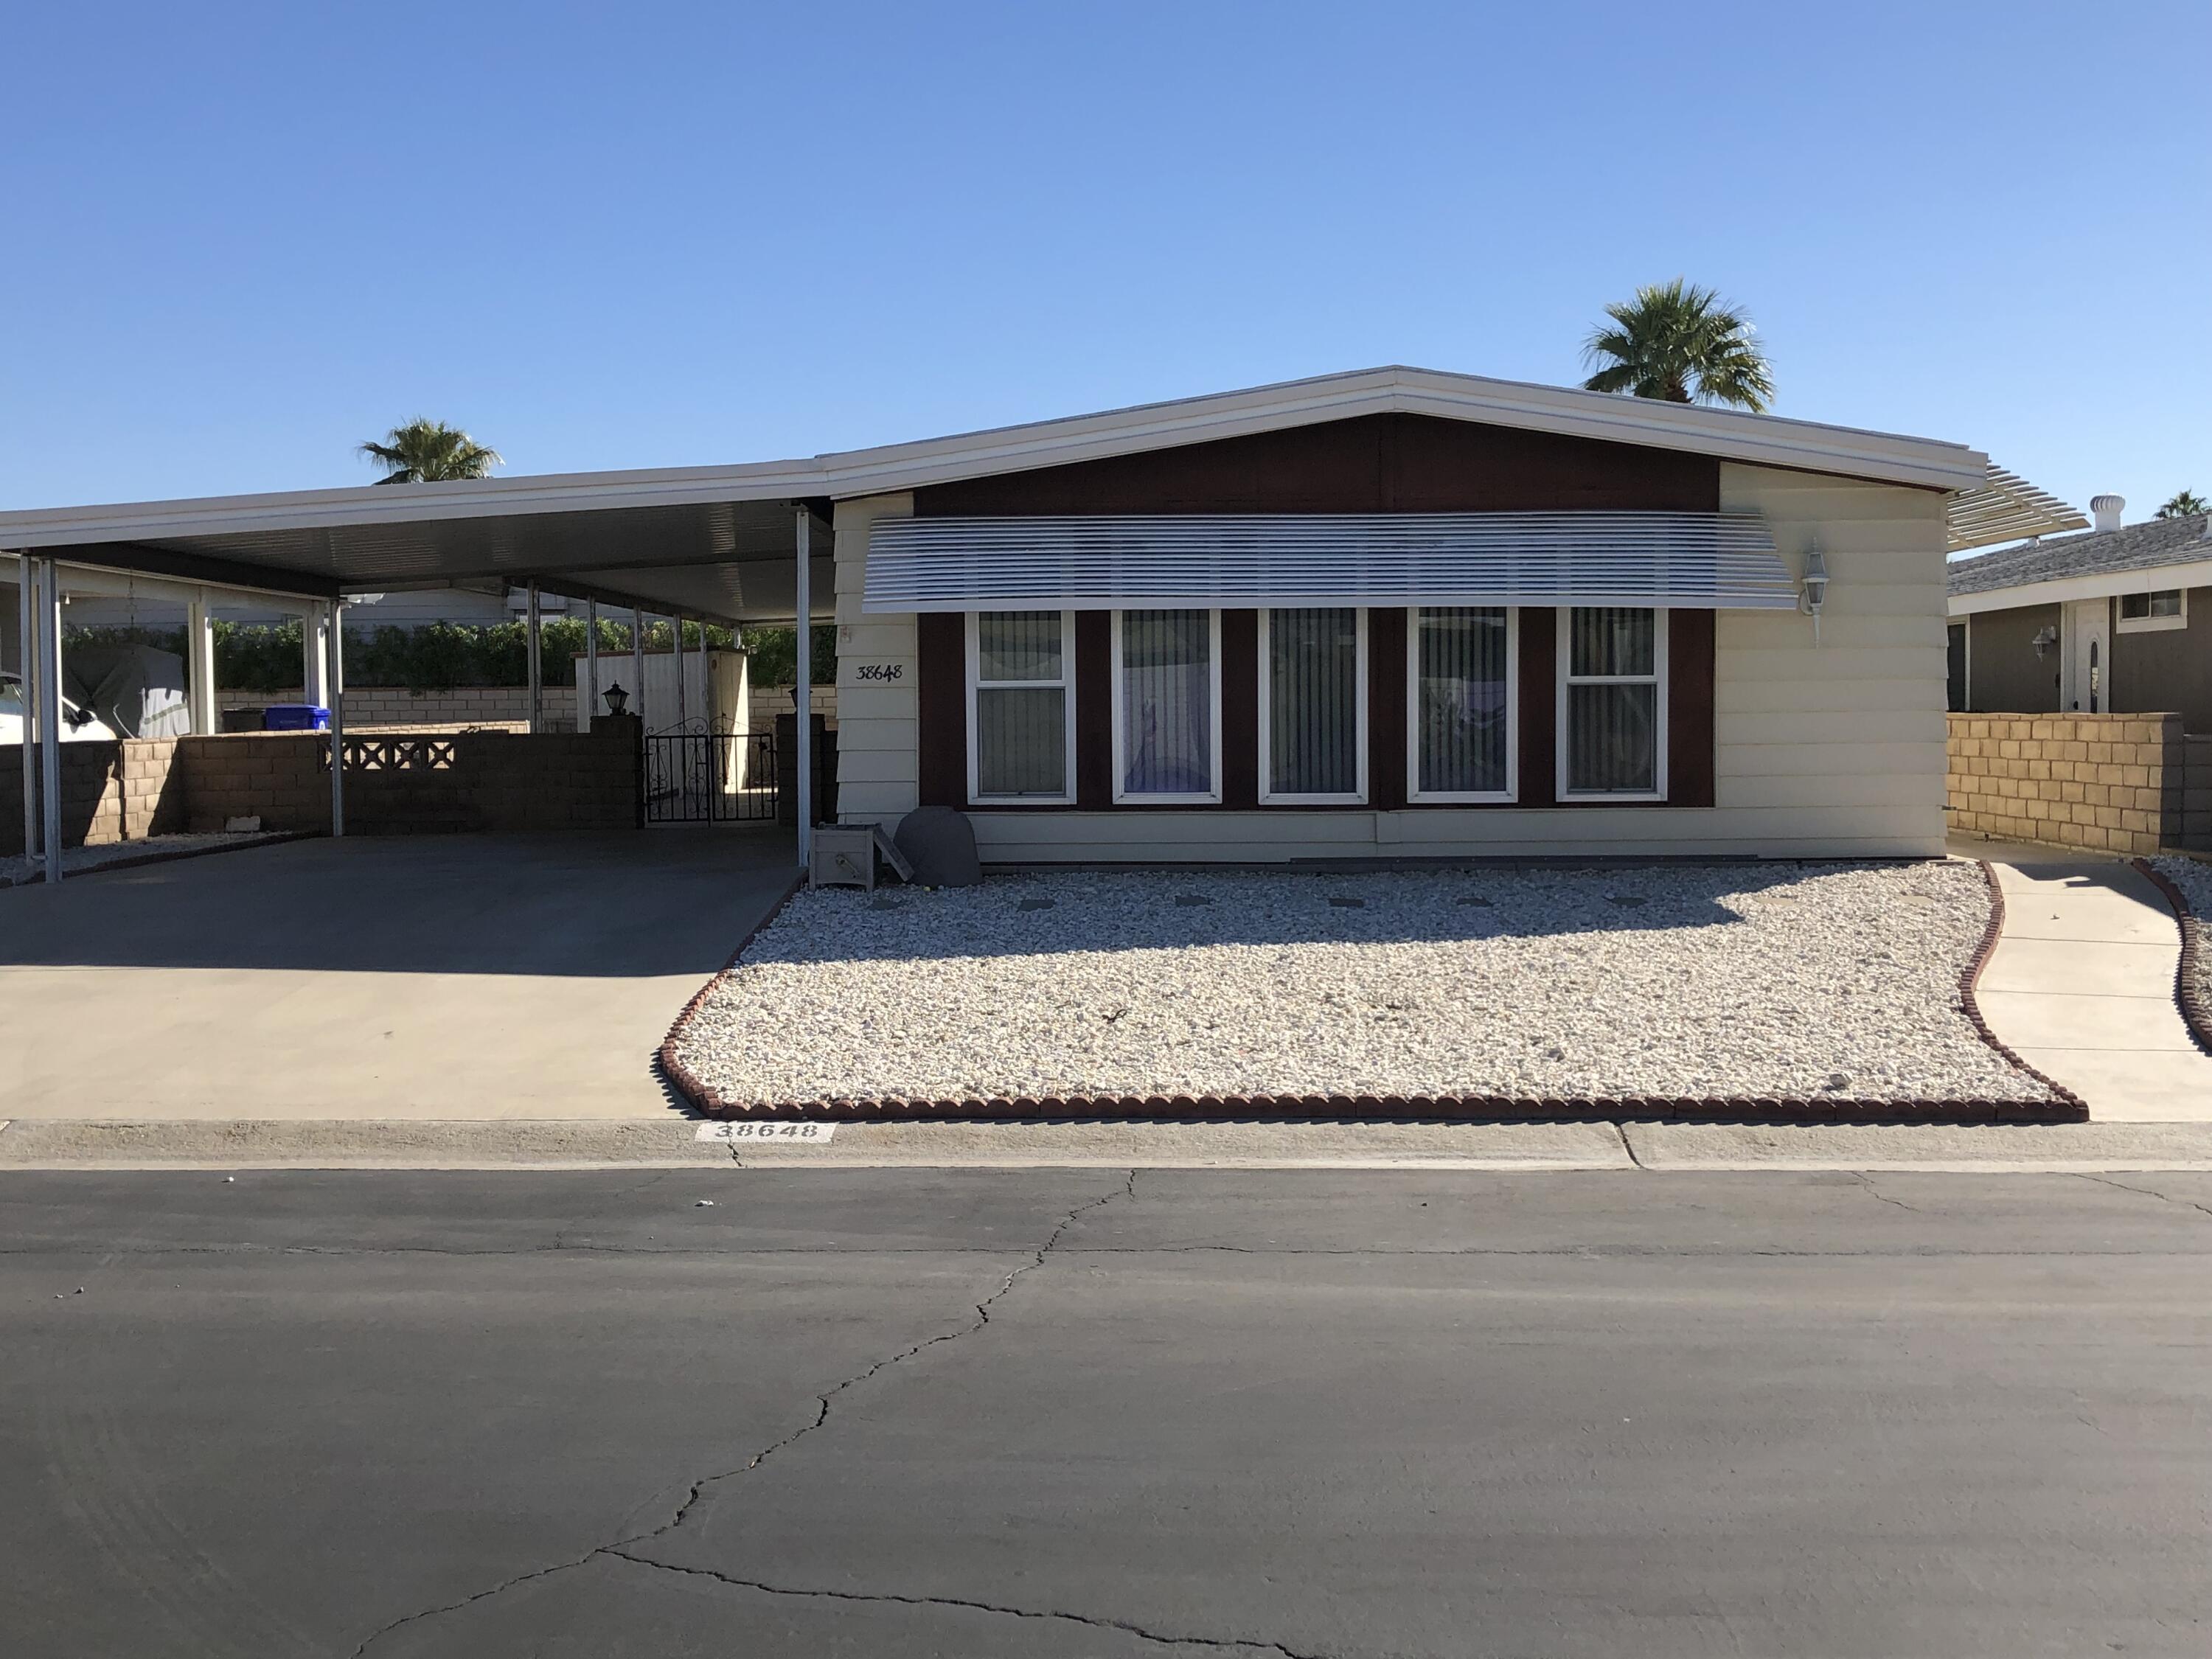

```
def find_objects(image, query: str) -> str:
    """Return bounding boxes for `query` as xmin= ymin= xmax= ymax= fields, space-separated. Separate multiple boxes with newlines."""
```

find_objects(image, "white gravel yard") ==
xmin=2150 ymin=856 xmax=2212 ymax=1021
xmin=672 ymin=861 xmax=2062 ymax=1109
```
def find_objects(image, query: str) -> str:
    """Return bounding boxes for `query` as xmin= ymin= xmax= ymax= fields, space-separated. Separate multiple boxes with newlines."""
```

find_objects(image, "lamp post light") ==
xmin=602 ymin=681 xmax=630 ymax=717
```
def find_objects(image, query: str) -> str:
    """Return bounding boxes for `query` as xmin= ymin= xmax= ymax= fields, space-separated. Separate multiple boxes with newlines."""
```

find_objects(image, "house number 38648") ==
xmin=853 ymin=663 xmax=904 ymax=682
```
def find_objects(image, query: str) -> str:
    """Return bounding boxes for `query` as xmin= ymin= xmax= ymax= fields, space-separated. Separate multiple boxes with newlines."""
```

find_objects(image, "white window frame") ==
xmin=1257 ymin=607 xmax=1368 ymax=805
xmin=965 ymin=610 xmax=1077 ymax=806
xmin=1405 ymin=605 xmax=1518 ymax=804
xmin=2116 ymin=588 xmax=2188 ymax=633
xmin=1556 ymin=606 xmax=1669 ymax=803
xmin=1110 ymin=608 xmax=1223 ymax=805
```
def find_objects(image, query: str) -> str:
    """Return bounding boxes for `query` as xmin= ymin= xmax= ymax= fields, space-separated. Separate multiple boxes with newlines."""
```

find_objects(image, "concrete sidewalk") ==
xmin=1967 ymin=846 xmax=2212 ymax=1121
xmin=9 ymin=1115 xmax=2212 ymax=1171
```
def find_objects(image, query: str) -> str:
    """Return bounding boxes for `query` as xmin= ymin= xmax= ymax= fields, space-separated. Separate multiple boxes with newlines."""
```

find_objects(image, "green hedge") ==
xmin=63 ymin=620 xmax=836 ymax=694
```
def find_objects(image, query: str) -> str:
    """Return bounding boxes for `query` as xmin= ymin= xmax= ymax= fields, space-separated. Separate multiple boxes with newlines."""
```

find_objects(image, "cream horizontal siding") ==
xmin=832 ymin=493 xmax=918 ymax=826
xmin=1717 ymin=709 xmax=1949 ymax=747
xmin=1713 ymin=676 xmax=1936 ymax=715
xmin=972 ymin=804 xmax=1944 ymax=864
xmin=1707 ymin=462 xmax=1947 ymax=854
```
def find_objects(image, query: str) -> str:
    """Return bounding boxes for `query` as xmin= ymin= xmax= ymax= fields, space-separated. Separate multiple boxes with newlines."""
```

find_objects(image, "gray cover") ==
xmin=894 ymin=806 xmax=981 ymax=888
xmin=63 ymin=642 xmax=191 ymax=739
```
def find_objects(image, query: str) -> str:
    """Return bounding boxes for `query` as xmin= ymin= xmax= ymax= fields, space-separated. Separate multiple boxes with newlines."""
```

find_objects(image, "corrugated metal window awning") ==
xmin=864 ymin=512 xmax=1799 ymax=612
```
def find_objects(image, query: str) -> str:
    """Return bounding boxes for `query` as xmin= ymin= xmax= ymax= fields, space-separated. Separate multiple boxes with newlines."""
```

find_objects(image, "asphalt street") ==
xmin=4 ymin=1168 xmax=2209 ymax=1658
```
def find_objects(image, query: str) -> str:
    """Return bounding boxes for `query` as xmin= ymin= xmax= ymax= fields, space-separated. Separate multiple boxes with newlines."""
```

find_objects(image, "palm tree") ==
xmin=359 ymin=419 xmax=501 ymax=484
xmin=1582 ymin=279 xmax=1775 ymax=411
xmin=2154 ymin=490 xmax=2209 ymax=520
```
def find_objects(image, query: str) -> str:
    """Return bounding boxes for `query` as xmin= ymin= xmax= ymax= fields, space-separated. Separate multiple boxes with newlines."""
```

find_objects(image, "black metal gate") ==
xmin=643 ymin=731 xmax=778 ymax=824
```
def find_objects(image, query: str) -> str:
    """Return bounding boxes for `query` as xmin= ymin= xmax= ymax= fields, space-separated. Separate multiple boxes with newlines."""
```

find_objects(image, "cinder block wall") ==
xmin=1 ymin=740 xmax=186 ymax=855
xmin=1947 ymin=713 xmax=2188 ymax=854
xmin=174 ymin=726 xmax=640 ymax=835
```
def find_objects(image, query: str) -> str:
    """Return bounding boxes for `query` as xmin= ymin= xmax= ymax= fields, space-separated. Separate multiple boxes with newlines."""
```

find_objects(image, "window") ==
xmin=1558 ymin=607 xmax=1667 ymax=799
xmin=967 ymin=611 xmax=1074 ymax=803
xmin=1408 ymin=606 xmax=1515 ymax=801
xmin=1260 ymin=608 xmax=1366 ymax=803
xmin=2118 ymin=589 xmax=2186 ymax=633
xmin=1112 ymin=609 xmax=1221 ymax=803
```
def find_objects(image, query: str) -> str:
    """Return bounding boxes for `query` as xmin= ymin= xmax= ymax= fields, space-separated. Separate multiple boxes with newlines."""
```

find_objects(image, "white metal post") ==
xmin=37 ymin=558 xmax=63 ymax=883
xmin=186 ymin=589 xmax=218 ymax=734
xmin=672 ymin=614 xmax=687 ymax=730
xmin=584 ymin=598 xmax=599 ymax=730
xmin=328 ymin=599 xmax=346 ymax=838
xmin=17 ymin=553 xmax=38 ymax=862
xmin=526 ymin=582 xmax=543 ymax=735
xmin=630 ymin=609 xmax=645 ymax=724
xmin=794 ymin=509 xmax=813 ymax=874
xmin=302 ymin=602 xmax=330 ymax=711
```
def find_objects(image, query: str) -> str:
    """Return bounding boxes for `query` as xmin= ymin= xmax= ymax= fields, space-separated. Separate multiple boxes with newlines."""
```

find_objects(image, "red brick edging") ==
xmin=2130 ymin=858 xmax=2212 ymax=1057
xmin=653 ymin=864 xmax=2087 ymax=1127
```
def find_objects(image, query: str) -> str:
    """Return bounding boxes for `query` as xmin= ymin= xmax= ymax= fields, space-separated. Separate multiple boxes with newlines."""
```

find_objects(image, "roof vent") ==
xmin=2090 ymin=494 xmax=2125 ymax=532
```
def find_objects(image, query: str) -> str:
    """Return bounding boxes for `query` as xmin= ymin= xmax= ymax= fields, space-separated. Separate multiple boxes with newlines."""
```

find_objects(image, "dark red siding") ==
xmin=1366 ymin=607 xmax=1408 ymax=811
xmin=1074 ymin=611 xmax=1113 ymax=809
xmin=1667 ymin=608 xmax=1717 ymax=808
xmin=1516 ymin=608 xmax=1559 ymax=810
xmin=905 ymin=414 xmax=1721 ymax=819
xmin=914 ymin=414 xmax=1718 ymax=518
xmin=916 ymin=612 xmax=965 ymax=807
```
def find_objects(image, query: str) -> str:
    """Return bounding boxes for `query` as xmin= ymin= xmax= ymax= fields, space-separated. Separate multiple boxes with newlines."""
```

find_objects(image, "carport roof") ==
xmin=0 ymin=366 xmax=2079 ymax=620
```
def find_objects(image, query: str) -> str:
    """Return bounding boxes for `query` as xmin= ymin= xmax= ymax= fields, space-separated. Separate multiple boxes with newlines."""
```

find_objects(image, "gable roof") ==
xmin=0 ymin=366 xmax=2071 ymax=621
xmin=1949 ymin=513 xmax=2212 ymax=611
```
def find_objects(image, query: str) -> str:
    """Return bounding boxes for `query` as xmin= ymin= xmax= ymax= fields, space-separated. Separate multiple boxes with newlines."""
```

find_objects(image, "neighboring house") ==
xmin=1947 ymin=497 xmax=2212 ymax=726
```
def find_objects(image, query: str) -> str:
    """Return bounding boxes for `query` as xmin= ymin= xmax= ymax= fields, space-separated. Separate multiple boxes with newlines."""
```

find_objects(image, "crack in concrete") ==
xmin=347 ymin=1170 xmax=1138 ymax=1658
xmin=1849 ymin=1171 xmax=1923 ymax=1214
xmin=1615 ymin=1124 xmax=1646 ymax=1169
xmin=598 ymin=1543 xmax=1331 ymax=1658
xmin=615 ymin=1168 xmax=1138 ymax=1548
xmin=2073 ymin=1172 xmax=2212 ymax=1221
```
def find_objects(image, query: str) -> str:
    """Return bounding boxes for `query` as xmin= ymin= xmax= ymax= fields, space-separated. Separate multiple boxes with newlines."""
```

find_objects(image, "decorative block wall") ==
xmin=1946 ymin=713 xmax=2191 ymax=854
xmin=4 ymin=722 xmax=641 ymax=851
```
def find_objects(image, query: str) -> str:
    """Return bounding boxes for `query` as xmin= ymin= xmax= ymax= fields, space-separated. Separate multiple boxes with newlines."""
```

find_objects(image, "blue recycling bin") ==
xmin=262 ymin=703 xmax=330 ymax=731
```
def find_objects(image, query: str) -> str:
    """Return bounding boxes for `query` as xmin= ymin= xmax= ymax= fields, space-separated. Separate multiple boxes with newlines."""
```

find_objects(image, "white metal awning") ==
xmin=864 ymin=512 xmax=1801 ymax=612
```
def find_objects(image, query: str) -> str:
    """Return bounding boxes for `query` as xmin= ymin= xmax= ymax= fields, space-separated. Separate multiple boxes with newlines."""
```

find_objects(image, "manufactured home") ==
xmin=2 ymin=367 xmax=2077 ymax=867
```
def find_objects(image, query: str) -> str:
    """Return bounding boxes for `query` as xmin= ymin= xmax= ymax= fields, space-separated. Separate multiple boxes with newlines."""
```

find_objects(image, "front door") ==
xmin=2062 ymin=599 xmax=2110 ymax=713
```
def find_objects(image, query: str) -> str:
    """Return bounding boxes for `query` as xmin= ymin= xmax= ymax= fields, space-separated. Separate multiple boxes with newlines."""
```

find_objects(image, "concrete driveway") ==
xmin=0 ymin=833 xmax=794 ymax=1120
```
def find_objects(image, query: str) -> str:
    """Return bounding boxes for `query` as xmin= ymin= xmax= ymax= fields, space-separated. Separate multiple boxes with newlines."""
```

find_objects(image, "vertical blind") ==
xmin=974 ymin=611 xmax=1068 ymax=797
xmin=1416 ymin=607 xmax=1509 ymax=796
xmin=1120 ymin=609 xmax=1214 ymax=796
xmin=1267 ymin=608 xmax=1360 ymax=796
xmin=1565 ymin=607 xmax=1658 ymax=793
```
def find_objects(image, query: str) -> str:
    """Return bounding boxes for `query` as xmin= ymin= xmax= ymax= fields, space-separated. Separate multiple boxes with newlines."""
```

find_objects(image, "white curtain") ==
xmin=1267 ymin=608 xmax=1360 ymax=796
xmin=1120 ymin=609 xmax=1212 ymax=796
xmin=1416 ymin=607 xmax=1508 ymax=794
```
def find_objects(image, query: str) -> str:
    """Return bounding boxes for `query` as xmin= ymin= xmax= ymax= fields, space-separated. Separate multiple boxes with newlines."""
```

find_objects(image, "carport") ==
xmin=0 ymin=832 xmax=799 ymax=1119
xmin=4 ymin=467 xmax=837 ymax=880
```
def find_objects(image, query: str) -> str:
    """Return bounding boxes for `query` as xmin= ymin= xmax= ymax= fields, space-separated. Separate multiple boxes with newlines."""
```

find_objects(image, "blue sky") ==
xmin=4 ymin=2 xmax=2205 ymax=528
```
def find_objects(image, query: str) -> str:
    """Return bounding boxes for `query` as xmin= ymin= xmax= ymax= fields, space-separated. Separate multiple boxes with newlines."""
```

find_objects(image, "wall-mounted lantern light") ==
xmin=602 ymin=681 xmax=630 ymax=716
xmin=1798 ymin=547 xmax=1830 ymax=642
xmin=2031 ymin=625 xmax=2059 ymax=661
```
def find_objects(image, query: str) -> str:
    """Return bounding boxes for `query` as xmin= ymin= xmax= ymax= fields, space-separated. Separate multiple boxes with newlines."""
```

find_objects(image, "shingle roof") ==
xmin=1947 ymin=512 xmax=2212 ymax=597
